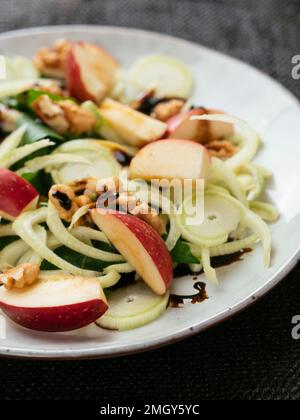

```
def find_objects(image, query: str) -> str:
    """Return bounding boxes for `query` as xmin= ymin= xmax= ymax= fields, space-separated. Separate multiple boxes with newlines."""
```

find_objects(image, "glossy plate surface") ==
xmin=0 ymin=25 xmax=299 ymax=358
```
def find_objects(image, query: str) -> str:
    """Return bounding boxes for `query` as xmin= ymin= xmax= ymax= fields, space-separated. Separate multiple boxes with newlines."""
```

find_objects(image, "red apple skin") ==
xmin=0 ymin=168 xmax=39 ymax=221
xmin=92 ymin=210 xmax=173 ymax=295
xmin=66 ymin=46 xmax=95 ymax=103
xmin=0 ymin=299 xmax=108 ymax=332
xmin=66 ymin=41 xmax=118 ymax=103
xmin=166 ymin=108 xmax=233 ymax=142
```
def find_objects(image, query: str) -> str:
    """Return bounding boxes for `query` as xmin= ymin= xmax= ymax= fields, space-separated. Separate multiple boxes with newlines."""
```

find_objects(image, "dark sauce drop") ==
xmin=114 ymin=151 xmax=132 ymax=166
xmin=52 ymin=191 xmax=72 ymax=210
xmin=169 ymin=282 xmax=208 ymax=308
xmin=170 ymin=248 xmax=252 ymax=308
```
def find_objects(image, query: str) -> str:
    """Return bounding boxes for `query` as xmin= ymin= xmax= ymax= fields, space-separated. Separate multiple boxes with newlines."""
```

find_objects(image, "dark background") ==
xmin=0 ymin=0 xmax=300 ymax=400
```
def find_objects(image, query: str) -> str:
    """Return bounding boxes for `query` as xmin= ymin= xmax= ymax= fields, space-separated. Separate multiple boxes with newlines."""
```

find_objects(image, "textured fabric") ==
xmin=0 ymin=0 xmax=299 ymax=401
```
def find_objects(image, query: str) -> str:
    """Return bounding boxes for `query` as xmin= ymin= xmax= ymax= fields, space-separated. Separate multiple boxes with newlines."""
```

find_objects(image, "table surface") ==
xmin=0 ymin=0 xmax=299 ymax=401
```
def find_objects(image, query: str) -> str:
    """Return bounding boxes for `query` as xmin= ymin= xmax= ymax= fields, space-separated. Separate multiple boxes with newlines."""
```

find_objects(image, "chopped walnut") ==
xmin=31 ymin=95 xmax=96 ymax=135
xmin=206 ymin=140 xmax=239 ymax=158
xmin=95 ymin=176 xmax=124 ymax=195
xmin=34 ymin=39 xmax=72 ymax=79
xmin=0 ymin=263 xmax=40 ymax=290
xmin=0 ymin=105 xmax=21 ymax=132
xmin=150 ymin=99 xmax=185 ymax=122
xmin=49 ymin=184 xmax=79 ymax=222
xmin=117 ymin=192 xmax=164 ymax=235
xmin=59 ymin=100 xmax=96 ymax=134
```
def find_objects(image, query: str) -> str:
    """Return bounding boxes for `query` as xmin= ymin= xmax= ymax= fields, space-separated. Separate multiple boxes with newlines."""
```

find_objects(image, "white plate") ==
xmin=0 ymin=25 xmax=299 ymax=359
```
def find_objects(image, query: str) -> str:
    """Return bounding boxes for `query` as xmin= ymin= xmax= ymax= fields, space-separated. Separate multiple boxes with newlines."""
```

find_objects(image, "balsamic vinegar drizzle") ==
xmin=169 ymin=281 xmax=208 ymax=308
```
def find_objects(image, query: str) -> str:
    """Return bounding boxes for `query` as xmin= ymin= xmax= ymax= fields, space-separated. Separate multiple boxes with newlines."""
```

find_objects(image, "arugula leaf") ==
xmin=17 ymin=113 xmax=63 ymax=145
xmin=22 ymin=171 xmax=52 ymax=196
xmin=41 ymin=243 xmax=121 ymax=272
xmin=171 ymin=239 xmax=200 ymax=264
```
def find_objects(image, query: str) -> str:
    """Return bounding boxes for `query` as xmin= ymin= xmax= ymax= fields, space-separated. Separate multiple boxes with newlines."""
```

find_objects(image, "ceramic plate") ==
xmin=0 ymin=25 xmax=299 ymax=359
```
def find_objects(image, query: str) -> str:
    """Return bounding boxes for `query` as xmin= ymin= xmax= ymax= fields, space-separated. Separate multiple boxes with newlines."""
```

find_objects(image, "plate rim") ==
xmin=0 ymin=24 xmax=299 ymax=359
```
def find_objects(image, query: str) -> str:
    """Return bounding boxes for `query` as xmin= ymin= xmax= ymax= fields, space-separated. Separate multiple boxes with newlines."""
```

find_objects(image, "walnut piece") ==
xmin=206 ymin=140 xmax=239 ymax=158
xmin=49 ymin=184 xmax=79 ymax=222
xmin=34 ymin=39 xmax=72 ymax=79
xmin=0 ymin=263 xmax=40 ymax=290
xmin=32 ymin=95 xmax=96 ymax=135
xmin=0 ymin=105 xmax=21 ymax=132
xmin=150 ymin=99 xmax=185 ymax=122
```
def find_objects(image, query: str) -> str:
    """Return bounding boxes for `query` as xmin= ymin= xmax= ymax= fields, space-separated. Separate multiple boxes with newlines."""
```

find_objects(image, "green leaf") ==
xmin=17 ymin=113 xmax=63 ymax=145
xmin=22 ymin=171 xmax=52 ymax=196
xmin=40 ymin=242 xmax=121 ymax=272
xmin=171 ymin=239 xmax=200 ymax=264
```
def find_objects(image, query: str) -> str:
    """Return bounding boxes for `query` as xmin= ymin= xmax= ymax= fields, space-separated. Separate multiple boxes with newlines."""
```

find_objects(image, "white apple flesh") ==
xmin=167 ymin=108 xmax=234 ymax=142
xmin=0 ymin=168 xmax=39 ymax=221
xmin=99 ymin=98 xmax=167 ymax=147
xmin=0 ymin=275 xmax=108 ymax=332
xmin=91 ymin=209 xmax=173 ymax=295
xmin=66 ymin=41 xmax=119 ymax=103
xmin=130 ymin=139 xmax=210 ymax=181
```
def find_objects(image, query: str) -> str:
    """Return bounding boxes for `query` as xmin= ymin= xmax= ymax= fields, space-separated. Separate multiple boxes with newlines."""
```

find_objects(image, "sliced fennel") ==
xmin=70 ymin=226 xmax=109 ymax=244
xmin=201 ymin=247 xmax=218 ymax=285
xmin=191 ymin=114 xmax=260 ymax=170
xmin=250 ymin=201 xmax=279 ymax=223
xmin=97 ymin=282 xmax=169 ymax=331
xmin=0 ymin=139 xmax=54 ymax=169
xmin=0 ymin=239 xmax=29 ymax=271
xmin=13 ymin=208 xmax=100 ymax=276
xmin=0 ymin=80 xmax=35 ymax=100
xmin=17 ymin=225 xmax=47 ymax=265
xmin=0 ymin=223 xmax=15 ymax=237
xmin=176 ymin=193 xmax=241 ymax=247
xmin=104 ymin=263 xmax=134 ymax=274
xmin=208 ymin=157 xmax=248 ymax=206
xmin=22 ymin=153 xmax=91 ymax=173
xmin=2 ymin=55 xmax=39 ymax=81
xmin=46 ymin=202 xmax=124 ymax=263
xmin=189 ymin=235 xmax=259 ymax=258
xmin=0 ymin=124 xmax=27 ymax=157
xmin=211 ymin=191 xmax=272 ymax=267
xmin=128 ymin=54 xmax=194 ymax=98
xmin=51 ymin=140 xmax=121 ymax=183
xmin=68 ymin=206 xmax=91 ymax=231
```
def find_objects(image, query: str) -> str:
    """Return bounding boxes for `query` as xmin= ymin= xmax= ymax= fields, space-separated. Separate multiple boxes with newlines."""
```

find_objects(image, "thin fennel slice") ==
xmin=46 ymin=202 xmax=124 ymax=262
xmin=0 ymin=139 xmax=54 ymax=169
xmin=0 ymin=224 xmax=15 ymax=237
xmin=22 ymin=153 xmax=91 ymax=173
xmin=209 ymin=157 xmax=248 ymax=206
xmin=191 ymin=114 xmax=260 ymax=170
xmin=13 ymin=208 xmax=99 ymax=276
xmin=0 ymin=125 xmax=27 ymax=157
xmin=250 ymin=201 xmax=279 ymax=222
xmin=201 ymin=247 xmax=218 ymax=285
xmin=176 ymin=193 xmax=241 ymax=247
xmin=97 ymin=281 xmax=169 ymax=331
xmin=128 ymin=54 xmax=194 ymax=98
xmin=0 ymin=239 xmax=29 ymax=270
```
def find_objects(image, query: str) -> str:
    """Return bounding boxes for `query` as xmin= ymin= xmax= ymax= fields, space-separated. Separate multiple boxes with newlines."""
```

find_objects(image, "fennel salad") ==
xmin=0 ymin=39 xmax=278 ymax=333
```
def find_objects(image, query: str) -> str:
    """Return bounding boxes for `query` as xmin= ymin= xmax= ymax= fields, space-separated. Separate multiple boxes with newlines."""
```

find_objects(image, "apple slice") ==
xmin=91 ymin=209 xmax=173 ymax=295
xmin=0 ymin=168 xmax=39 ymax=221
xmin=0 ymin=275 xmax=108 ymax=332
xmin=167 ymin=108 xmax=234 ymax=142
xmin=130 ymin=139 xmax=210 ymax=181
xmin=99 ymin=98 xmax=167 ymax=147
xmin=66 ymin=41 xmax=119 ymax=103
